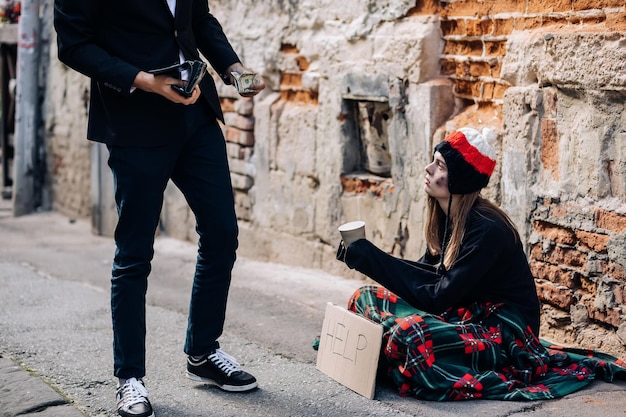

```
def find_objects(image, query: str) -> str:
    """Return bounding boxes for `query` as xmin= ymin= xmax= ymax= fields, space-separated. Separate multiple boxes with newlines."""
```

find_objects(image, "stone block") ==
xmin=225 ymin=126 xmax=255 ymax=147
xmin=231 ymin=172 xmax=253 ymax=191
xmin=503 ymin=31 xmax=626 ymax=89
xmin=228 ymin=158 xmax=252 ymax=177
xmin=224 ymin=113 xmax=255 ymax=131
xmin=234 ymin=98 xmax=254 ymax=116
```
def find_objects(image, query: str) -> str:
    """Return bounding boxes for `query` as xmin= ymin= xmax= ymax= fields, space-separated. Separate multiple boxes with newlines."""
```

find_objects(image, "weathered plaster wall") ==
xmin=44 ymin=36 xmax=90 ymax=219
xmin=45 ymin=1 xmax=626 ymax=357
xmin=160 ymin=1 xmax=453 ymax=279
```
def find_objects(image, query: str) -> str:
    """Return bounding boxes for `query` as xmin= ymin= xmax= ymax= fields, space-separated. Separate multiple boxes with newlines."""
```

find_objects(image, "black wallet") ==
xmin=148 ymin=60 xmax=207 ymax=98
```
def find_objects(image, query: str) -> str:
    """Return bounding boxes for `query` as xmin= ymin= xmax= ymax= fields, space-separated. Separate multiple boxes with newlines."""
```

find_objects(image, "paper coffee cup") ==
xmin=338 ymin=221 xmax=366 ymax=246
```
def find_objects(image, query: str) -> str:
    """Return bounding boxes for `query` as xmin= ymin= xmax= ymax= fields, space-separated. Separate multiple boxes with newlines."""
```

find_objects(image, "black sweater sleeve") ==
xmin=342 ymin=214 xmax=509 ymax=314
xmin=342 ymin=239 xmax=442 ymax=310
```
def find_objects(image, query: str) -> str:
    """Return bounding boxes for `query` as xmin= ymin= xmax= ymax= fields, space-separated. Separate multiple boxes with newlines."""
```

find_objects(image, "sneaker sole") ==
xmin=118 ymin=411 xmax=154 ymax=417
xmin=186 ymin=371 xmax=258 ymax=392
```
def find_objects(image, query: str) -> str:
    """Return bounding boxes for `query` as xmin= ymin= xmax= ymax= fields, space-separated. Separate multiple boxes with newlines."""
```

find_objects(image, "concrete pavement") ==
xmin=1 ymin=210 xmax=625 ymax=417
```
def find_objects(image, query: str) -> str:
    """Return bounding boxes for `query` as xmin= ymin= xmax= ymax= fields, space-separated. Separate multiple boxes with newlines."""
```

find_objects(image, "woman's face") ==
xmin=424 ymin=151 xmax=451 ymax=202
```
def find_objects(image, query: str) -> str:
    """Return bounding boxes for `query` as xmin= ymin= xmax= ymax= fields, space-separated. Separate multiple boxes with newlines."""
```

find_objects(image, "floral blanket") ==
xmin=348 ymin=285 xmax=626 ymax=401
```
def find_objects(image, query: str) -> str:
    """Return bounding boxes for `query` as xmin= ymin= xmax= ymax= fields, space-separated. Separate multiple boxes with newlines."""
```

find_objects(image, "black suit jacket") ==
xmin=54 ymin=0 xmax=240 ymax=147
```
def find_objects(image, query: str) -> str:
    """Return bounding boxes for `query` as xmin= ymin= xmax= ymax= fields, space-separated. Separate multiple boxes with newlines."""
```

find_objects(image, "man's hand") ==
xmin=133 ymin=71 xmax=200 ymax=104
xmin=225 ymin=62 xmax=266 ymax=98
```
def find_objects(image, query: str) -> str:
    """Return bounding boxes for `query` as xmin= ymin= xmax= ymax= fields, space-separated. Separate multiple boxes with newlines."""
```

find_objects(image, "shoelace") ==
xmin=208 ymin=349 xmax=241 ymax=376
xmin=118 ymin=377 xmax=149 ymax=408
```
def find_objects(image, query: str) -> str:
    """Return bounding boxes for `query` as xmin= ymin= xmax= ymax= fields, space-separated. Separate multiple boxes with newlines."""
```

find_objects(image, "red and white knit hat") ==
xmin=433 ymin=127 xmax=497 ymax=194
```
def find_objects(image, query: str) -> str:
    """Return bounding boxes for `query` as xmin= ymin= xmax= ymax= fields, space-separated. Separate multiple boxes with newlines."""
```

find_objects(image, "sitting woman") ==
xmin=336 ymin=127 xmax=625 ymax=401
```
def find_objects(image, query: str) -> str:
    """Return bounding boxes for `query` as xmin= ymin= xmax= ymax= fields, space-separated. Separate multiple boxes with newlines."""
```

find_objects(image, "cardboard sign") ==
xmin=316 ymin=302 xmax=383 ymax=399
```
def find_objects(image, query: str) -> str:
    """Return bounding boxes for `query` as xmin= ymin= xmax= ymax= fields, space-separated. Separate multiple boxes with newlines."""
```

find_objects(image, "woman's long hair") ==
xmin=425 ymin=192 xmax=520 ymax=271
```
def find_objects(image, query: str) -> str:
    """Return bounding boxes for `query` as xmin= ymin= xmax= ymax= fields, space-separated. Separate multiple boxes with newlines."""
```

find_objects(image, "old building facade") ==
xmin=44 ymin=1 xmax=626 ymax=357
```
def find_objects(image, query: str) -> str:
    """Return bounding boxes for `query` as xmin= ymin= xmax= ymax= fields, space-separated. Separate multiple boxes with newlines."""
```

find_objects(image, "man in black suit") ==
xmin=54 ymin=1 xmax=265 ymax=416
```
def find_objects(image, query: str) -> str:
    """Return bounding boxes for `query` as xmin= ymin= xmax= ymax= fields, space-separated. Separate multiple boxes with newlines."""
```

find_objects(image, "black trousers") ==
xmin=106 ymin=102 xmax=238 ymax=379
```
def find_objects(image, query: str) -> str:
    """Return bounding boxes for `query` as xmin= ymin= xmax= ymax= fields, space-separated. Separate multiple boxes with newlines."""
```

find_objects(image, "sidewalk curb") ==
xmin=0 ymin=355 xmax=85 ymax=417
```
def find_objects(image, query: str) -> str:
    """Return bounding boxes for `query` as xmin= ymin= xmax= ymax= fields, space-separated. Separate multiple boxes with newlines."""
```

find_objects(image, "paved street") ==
xmin=1 ymin=211 xmax=625 ymax=416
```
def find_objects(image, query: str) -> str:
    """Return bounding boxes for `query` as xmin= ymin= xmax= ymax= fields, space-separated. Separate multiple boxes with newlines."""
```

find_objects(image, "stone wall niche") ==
xmin=338 ymin=72 xmax=456 ymax=259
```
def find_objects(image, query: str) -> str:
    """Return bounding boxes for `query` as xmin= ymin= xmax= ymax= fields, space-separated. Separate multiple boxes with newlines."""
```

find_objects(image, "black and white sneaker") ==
xmin=186 ymin=349 xmax=258 ymax=392
xmin=116 ymin=377 xmax=154 ymax=417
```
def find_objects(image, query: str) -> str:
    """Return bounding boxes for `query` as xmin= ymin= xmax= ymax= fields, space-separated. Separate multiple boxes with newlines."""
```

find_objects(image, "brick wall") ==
xmin=417 ymin=0 xmax=626 ymax=354
xmin=220 ymin=97 xmax=255 ymax=221
xmin=410 ymin=1 xmax=626 ymax=113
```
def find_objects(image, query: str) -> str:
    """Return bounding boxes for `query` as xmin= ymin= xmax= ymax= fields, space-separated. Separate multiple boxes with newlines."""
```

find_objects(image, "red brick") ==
xmin=442 ymin=0 xmax=525 ymax=16
xmin=575 ymin=230 xmax=609 ymax=253
xmin=280 ymin=90 xmax=319 ymax=105
xmin=607 ymin=262 xmax=626 ymax=282
xmin=220 ymin=98 xmax=236 ymax=113
xmin=606 ymin=12 xmax=626 ymax=31
xmin=493 ymin=18 xmax=514 ymax=36
xmin=541 ymin=15 xmax=570 ymax=28
xmin=536 ymin=280 xmax=574 ymax=309
xmin=482 ymin=82 xmax=494 ymax=100
xmin=225 ymin=113 xmax=255 ymax=131
xmin=527 ymin=0 xmax=573 ymax=13
xmin=441 ymin=19 xmax=466 ymax=36
xmin=530 ymin=242 xmax=544 ymax=261
xmin=541 ymin=118 xmax=560 ymax=180
xmin=530 ymin=261 xmax=578 ymax=289
xmin=224 ymin=126 xmax=255 ymax=146
xmin=480 ymin=81 xmax=508 ymax=101
xmin=340 ymin=175 xmax=393 ymax=198
xmin=441 ymin=58 xmax=458 ymax=76
xmin=492 ymin=82 xmax=508 ymax=99
xmin=485 ymin=40 xmax=506 ymax=57
xmin=582 ymin=298 xmax=623 ymax=328
xmin=545 ymin=246 xmax=587 ymax=269
xmin=280 ymin=43 xmax=299 ymax=53
xmin=580 ymin=276 xmax=596 ymax=293
xmin=295 ymin=56 xmax=310 ymax=71
xmin=595 ymin=209 xmax=626 ymax=233
xmin=466 ymin=18 xmax=493 ymax=36
xmin=573 ymin=0 xmax=625 ymax=11
xmin=443 ymin=39 xmax=484 ymax=56
xmin=514 ymin=16 xmax=543 ymax=30
xmin=280 ymin=73 xmax=303 ymax=89
xmin=454 ymin=60 xmax=469 ymax=77
xmin=455 ymin=79 xmax=481 ymax=98
xmin=468 ymin=61 xmax=491 ymax=78
xmin=490 ymin=61 xmax=502 ymax=78
xmin=534 ymin=221 xmax=577 ymax=246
